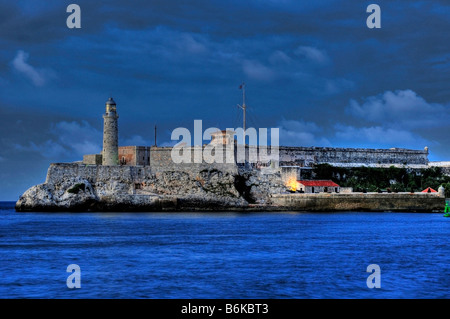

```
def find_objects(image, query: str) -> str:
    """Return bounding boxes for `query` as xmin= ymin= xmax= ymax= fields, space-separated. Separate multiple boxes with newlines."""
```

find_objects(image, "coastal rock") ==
xmin=236 ymin=167 xmax=286 ymax=204
xmin=15 ymin=163 xmax=254 ymax=212
xmin=16 ymin=177 xmax=98 ymax=211
xmin=15 ymin=183 xmax=55 ymax=211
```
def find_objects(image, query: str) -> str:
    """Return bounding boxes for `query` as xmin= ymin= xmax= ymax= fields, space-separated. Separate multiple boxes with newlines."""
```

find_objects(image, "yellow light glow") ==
xmin=286 ymin=178 xmax=297 ymax=192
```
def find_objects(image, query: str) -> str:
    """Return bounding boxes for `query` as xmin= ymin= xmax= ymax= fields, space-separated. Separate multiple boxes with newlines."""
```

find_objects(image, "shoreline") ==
xmin=13 ymin=163 xmax=447 ymax=213
xmin=14 ymin=192 xmax=445 ymax=213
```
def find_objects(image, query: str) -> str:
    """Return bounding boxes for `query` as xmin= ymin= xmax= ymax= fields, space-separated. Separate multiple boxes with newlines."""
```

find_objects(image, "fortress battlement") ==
xmin=81 ymin=97 xmax=432 ymax=170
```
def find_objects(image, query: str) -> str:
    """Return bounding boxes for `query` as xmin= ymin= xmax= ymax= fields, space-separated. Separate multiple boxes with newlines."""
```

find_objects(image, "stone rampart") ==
xmin=279 ymin=146 xmax=428 ymax=167
xmin=270 ymin=192 xmax=444 ymax=212
xmin=149 ymin=146 xmax=237 ymax=174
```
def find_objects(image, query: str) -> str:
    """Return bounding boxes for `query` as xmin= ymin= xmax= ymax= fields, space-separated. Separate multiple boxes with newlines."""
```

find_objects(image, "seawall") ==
xmin=270 ymin=193 xmax=444 ymax=212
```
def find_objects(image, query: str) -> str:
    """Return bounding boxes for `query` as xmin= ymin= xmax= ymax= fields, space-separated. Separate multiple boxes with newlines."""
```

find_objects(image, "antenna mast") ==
xmin=237 ymin=82 xmax=246 ymax=145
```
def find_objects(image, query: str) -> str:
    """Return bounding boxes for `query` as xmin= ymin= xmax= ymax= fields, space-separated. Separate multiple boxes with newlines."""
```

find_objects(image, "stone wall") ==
xmin=429 ymin=161 xmax=450 ymax=167
xmin=118 ymin=146 xmax=137 ymax=165
xmin=278 ymin=146 xmax=429 ymax=167
xmin=270 ymin=192 xmax=444 ymax=212
xmin=149 ymin=146 xmax=237 ymax=174
xmin=136 ymin=146 xmax=151 ymax=166
xmin=211 ymin=145 xmax=428 ymax=168
xmin=82 ymin=154 xmax=102 ymax=165
xmin=86 ymin=139 xmax=430 ymax=170
xmin=119 ymin=146 xmax=151 ymax=166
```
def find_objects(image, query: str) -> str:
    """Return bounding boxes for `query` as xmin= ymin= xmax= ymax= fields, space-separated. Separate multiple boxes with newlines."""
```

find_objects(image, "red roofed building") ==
xmin=297 ymin=180 xmax=340 ymax=194
xmin=421 ymin=187 xmax=437 ymax=193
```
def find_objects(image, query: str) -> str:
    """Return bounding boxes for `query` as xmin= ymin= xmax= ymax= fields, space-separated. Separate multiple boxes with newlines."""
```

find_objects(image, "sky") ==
xmin=0 ymin=0 xmax=449 ymax=200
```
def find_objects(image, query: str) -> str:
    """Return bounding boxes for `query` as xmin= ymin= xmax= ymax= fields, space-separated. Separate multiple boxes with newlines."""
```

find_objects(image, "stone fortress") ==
xmin=15 ymin=97 xmax=447 ymax=212
xmin=84 ymin=97 xmax=434 ymax=170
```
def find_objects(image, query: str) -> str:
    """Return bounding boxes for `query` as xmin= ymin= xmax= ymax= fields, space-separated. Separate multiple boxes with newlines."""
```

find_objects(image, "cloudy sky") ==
xmin=0 ymin=0 xmax=449 ymax=200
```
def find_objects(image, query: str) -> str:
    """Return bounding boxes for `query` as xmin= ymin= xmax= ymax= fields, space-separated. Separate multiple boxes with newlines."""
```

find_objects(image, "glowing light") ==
xmin=286 ymin=178 xmax=297 ymax=192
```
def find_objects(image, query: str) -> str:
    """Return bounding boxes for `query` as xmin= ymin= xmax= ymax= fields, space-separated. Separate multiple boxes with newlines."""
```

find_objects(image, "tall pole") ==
xmin=243 ymin=83 xmax=246 ymax=139
xmin=238 ymin=82 xmax=246 ymax=145
xmin=154 ymin=125 xmax=157 ymax=147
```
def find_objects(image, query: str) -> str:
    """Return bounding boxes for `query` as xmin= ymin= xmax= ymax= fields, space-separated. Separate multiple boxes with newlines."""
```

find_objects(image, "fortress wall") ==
xmin=82 ymin=154 xmax=102 ymax=165
xmin=279 ymin=147 xmax=428 ymax=166
xmin=118 ymin=146 xmax=151 ymax=166
xmin=48 ymin=148 xmax=240 ymax=191
xmin=119 ymin=146 xmax=138 ymax=166
xmin=429 ymin=161 xmax=450 ymax=167
xmin=46 ymin=161 xmax=237 ymax=187
xmin=94 ymin=145 xmax=428 ymax=169
xmin=271 ymin=192 xmax=444 ymax=212
xmin=46 ymin=163 xmax=153 ymax=185
xmin=149 ymin=146 xmax=237 ymax=174
xmin=220 ymin=145 xmax=428 ymax=167
xmin=135 ymin=146 xmax=151 ymax=166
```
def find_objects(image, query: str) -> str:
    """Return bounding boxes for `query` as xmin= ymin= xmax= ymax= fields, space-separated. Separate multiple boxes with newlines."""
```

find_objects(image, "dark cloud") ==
xmin=333 ymin=124 xmax=431 ymax=150
xmin=347 ymin=90 xmax=450 ymax=129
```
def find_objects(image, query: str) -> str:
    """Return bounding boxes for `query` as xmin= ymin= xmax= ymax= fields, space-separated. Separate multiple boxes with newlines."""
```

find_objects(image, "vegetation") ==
xmin=313 ymin=164 xmax=450 ymax=197
xmin=67 ymin=183 xmax=86 ymax=194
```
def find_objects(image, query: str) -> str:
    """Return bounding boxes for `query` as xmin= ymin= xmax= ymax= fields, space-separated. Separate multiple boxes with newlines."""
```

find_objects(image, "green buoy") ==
xmin=444 ymin=203 xmax=450 ymax=217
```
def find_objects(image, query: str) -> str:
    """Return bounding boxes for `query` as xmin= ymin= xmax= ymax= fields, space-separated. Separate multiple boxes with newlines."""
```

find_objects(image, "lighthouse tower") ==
xmin=102 ymin=97 xmax=119 ymax=165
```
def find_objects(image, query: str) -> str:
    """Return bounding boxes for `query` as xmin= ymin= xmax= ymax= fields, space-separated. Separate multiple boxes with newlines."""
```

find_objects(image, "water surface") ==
xmin=0 ymin=201 xmax=448 ymax=298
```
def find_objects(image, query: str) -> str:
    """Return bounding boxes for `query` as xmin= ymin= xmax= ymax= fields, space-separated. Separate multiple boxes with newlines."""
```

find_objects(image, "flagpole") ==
xmin=243 ymin=82 xmax=246 ymax=145
xmin=238 ymin=82 xmax=246 ymax=145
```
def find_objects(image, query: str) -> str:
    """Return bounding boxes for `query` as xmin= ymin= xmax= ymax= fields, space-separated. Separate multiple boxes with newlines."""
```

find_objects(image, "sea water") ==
xmin=0 ymin=201 xmax=448 ymax=298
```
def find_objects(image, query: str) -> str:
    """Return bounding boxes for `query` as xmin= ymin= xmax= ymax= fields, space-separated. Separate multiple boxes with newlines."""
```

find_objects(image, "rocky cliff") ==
xmin=15 ymin=163 xmax=285 ymax=212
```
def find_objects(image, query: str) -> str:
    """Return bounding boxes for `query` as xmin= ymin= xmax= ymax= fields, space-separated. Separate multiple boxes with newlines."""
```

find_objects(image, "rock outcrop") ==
xmin=15 ymin=163 xmax=280 ymax=212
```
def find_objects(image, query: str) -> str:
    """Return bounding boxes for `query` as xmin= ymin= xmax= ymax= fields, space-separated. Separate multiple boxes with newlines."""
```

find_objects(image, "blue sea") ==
xmin=0 ymin=201 xmax=448 ymax=299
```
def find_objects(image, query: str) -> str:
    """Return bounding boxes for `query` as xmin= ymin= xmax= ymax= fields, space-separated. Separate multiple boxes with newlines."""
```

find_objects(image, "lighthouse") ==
xmin=102 ymin=97 xmax=119 ymax=165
